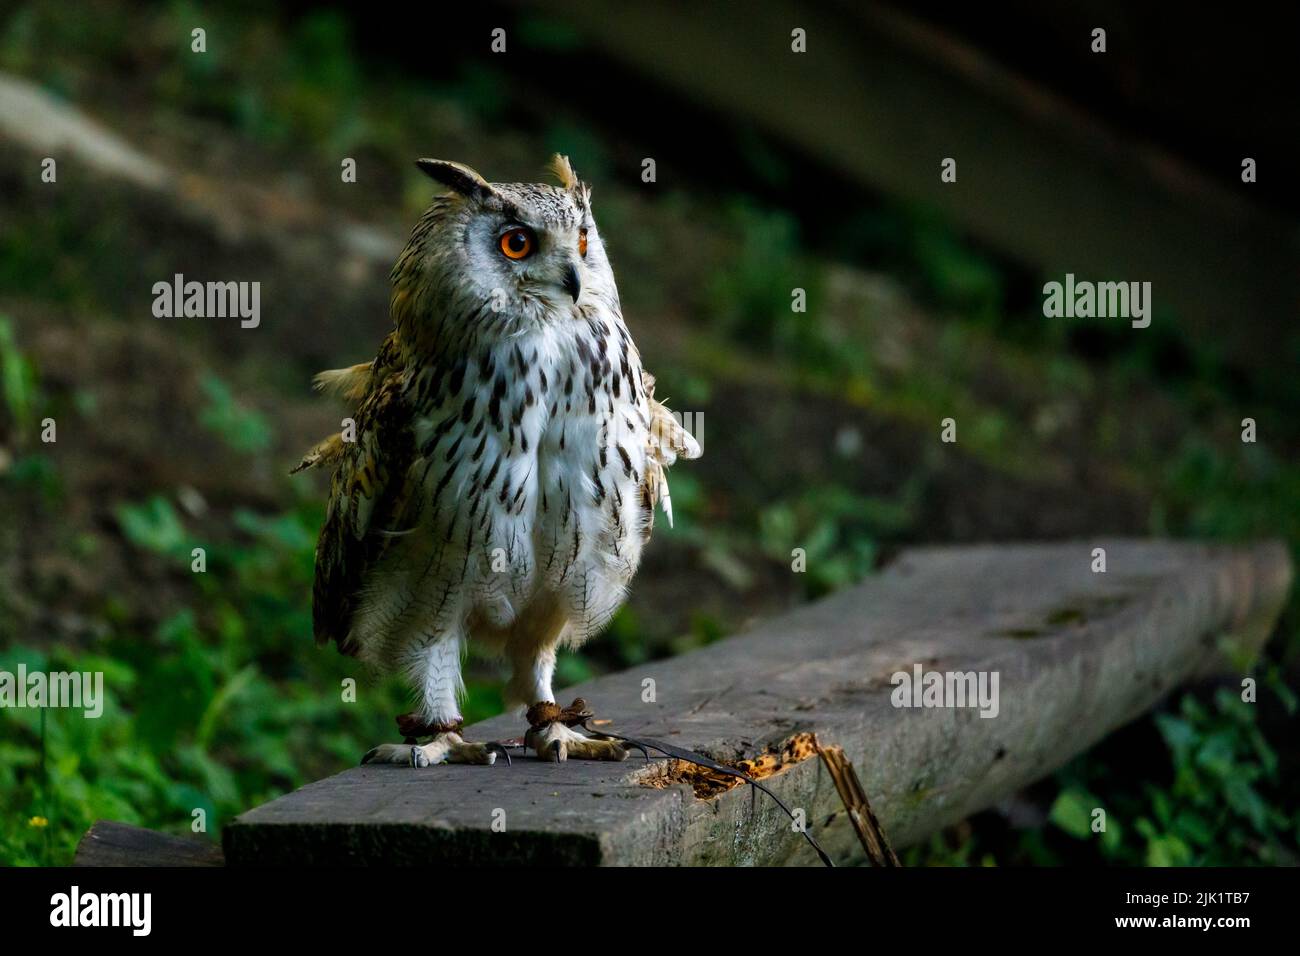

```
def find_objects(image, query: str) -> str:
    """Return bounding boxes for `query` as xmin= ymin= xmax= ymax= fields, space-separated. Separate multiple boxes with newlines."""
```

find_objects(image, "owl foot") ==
xmin=525 ymin=716 xmax=627 ymax=762
xmin=524 ymin=699 xmax=629 ymax=761
xmin=361 ymin=732 xmax=511 ymax=767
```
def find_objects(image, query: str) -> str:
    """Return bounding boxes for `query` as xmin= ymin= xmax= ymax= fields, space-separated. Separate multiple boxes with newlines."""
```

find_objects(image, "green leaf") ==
xmin=1223 ymin=776 xmax=1270 ymax=833
xmin=1049 ymin=788 xmax=1095 ymax=839
xmin=1145 ymin=833 xmax=1192 ymax=867
xmin=198 ymin=374 xmax=273 ymax=453
xmin=116 ymin=496 xmax=187 ymax=557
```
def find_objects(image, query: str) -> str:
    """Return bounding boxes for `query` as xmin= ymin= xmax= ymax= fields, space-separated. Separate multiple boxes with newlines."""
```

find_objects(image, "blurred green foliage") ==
xmin=3 ymin=478 xmax=410 ymax=864
xmin=2 ymin=459 xmax=512 ymax=865
xmin=0 ymin=316 xmax=39 ymax=433
xmin=759 ymin=483 xmax=918 ymax=597
xmin=198 ymin=374 xmax=273 ymax=455
xmin=705 ymin=201 xmax=837 ymax=371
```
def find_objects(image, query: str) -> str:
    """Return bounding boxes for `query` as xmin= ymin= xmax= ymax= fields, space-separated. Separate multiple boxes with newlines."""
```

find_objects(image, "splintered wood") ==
xmin=816 ymin=741 xmax=901 ymax=866
xmin=637 ymin=731 xmax=900 ymax=866
xmin=641 ymin=732 xmax=819 ymax=798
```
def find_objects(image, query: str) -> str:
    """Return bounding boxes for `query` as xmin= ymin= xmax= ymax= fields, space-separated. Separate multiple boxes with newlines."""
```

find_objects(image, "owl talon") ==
xmin=486 ymin=742 xmax=512 ymax=766
xmin=528 ymin=718 xmax=628 ymax=761
xmin=625 ymin=741 xmax=650 ymax=762
xmin=577 ymin=716 xmax=649 ymax=761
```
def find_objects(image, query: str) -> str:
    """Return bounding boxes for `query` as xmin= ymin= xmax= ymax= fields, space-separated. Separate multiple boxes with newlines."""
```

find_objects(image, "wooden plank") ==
xmin=74 ymin=821 xmax=225 ymax=867
xmin=224 ymin=540 xmax=1291 ymax=866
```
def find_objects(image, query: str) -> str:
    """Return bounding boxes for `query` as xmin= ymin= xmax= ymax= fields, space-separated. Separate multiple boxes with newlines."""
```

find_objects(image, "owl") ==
xmin=294 ymin=155 xmax=700 ymax=766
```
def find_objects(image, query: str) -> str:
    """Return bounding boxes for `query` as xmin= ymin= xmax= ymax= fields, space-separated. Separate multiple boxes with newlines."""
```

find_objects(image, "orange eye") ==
xmin=578 ymin=227 xmax=588 ymax=258
xmin=499 ymin=227 xmax=535 ymax=260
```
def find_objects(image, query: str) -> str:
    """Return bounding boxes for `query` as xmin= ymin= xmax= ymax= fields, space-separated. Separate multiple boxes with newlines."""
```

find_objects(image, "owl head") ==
xmin=394 ymin=154 xmax=614 ymax=347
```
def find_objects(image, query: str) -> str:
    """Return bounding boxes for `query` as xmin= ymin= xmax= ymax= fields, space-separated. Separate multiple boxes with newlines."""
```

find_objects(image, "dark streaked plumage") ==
xmin=297 ymin=156 xmax=699 ymax=765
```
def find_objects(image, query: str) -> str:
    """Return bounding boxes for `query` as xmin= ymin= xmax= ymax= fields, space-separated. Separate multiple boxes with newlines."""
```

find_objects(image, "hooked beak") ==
xmin=561 ymin=261 xmax=581 ymax=302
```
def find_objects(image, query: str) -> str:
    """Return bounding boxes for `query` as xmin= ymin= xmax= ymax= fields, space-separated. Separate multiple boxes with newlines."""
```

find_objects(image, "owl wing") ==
xmin=290 ymin=333 xmax=402 ymax=475
xmin=641 ymin=372 xmax=701 ymax=530
xmin=312 ymin=369 xmax=418 ymax=654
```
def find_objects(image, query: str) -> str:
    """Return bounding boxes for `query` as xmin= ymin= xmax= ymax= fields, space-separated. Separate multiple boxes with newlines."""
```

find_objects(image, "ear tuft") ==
xmin=415 ymin=159 xmax=493 ymax=199
xmin=549 ymin=153 xmax=579 ymax=191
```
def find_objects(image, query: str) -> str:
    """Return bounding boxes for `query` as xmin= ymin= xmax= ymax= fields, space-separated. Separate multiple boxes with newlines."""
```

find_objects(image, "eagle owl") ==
xmin=296 ymin=155 xmax=700 ymax=766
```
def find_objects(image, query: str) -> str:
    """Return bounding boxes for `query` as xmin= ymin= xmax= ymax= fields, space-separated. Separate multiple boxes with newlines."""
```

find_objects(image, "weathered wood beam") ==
xmin=529 ymin=0 xmax=1298 ymax=372
xmin=74 ymin=821 xmax=225 ymax=867
xmin=224 ymin=540 xmax=1291 ymax=866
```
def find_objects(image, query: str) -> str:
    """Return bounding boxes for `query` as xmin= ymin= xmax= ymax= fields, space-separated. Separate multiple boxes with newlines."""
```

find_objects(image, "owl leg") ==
xmin=503 ymin=629 xmax=624 ymax=761
xmin=360 ymin=634 xmax=509 ymax=767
